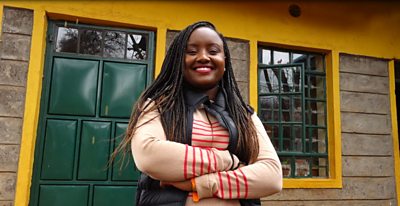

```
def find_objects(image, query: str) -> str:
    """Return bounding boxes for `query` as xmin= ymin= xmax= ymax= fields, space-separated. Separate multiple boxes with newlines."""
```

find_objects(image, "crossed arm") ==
xmin=131 ymin=108 xmax=282 ymax=200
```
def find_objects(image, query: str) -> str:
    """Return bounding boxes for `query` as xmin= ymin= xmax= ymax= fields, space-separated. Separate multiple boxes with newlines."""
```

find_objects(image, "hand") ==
xmin=160 ymin=180 xmax=193 ymax=192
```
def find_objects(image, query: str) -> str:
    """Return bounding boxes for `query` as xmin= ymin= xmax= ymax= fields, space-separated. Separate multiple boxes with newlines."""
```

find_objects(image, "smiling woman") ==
xmin=184 ymin=27 xmax=226 ymax=96
xmin=112 ymin=21 xmax=282 ymax=206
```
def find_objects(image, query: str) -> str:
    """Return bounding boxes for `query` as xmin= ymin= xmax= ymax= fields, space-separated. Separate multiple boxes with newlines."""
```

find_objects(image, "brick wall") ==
xmin=0 ymin=7 xmax=33 ymax=206
xmin=263 ymin=54 xmax=397 ymax=205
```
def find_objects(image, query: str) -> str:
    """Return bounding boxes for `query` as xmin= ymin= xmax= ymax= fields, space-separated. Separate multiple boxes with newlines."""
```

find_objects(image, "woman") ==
xmin=115 ymin=21 xmax=282 ymax=206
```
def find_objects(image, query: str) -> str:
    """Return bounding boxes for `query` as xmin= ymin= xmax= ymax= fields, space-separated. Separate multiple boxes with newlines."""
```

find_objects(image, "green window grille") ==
xmin=258 ymin=47 xmax=328 ymax=178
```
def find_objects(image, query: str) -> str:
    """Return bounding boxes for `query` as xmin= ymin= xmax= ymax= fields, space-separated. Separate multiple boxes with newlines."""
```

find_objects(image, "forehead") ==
xmin=187 ymin=27 xmax=223 ymax=45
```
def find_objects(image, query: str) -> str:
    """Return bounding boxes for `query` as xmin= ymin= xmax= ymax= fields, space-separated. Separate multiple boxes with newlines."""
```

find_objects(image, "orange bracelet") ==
xmin=191 ymin=178 xmax=199 ymax=202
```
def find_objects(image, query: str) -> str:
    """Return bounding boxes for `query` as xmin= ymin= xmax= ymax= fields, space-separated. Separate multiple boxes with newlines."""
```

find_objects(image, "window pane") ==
xmin=79 ymin=29 xmax=102 ymax=55
xmin=104 ymin=31 xmax=126 ymax=58
xmin=273 ymin=51 xmax=289 ymax=64
xmin=262 ymin=49 xmax=271 ymax=64
xmin=305 ymin=127 xmax=327 ymax=153
xmin=259 ymin=96 xmax=278 ymax=122
xmin=280 ymin=157 xmax=292 ymax=177
xmin=307 ymin=74 xmax=325 ymax=99
xmin=264 ymin=124 xmax=279 ymax=151
xmin=295 ymin=158 xmax=310 ymax=177
xmin=281 ymin=95 xmax=302 ymax=122
xmin=127 ymin=33 xmax=147 ymax=60
xmin=293 ymin=125 xmax=303 ymax=152
xmin=306 ymin=100 xmax=326 ymax=126
xmin=292 ymin=53 xmax=305 ymax=63
xmin=56 ymin=27 xmax=78 ymax=53
xmin=312 ymin=157 xmax=328 ymax=177
xmin=259 ymin=70 xmax=270 ymax=94
xmin=263 ymin=68 xmax=280 ymax=93
xmin=309 ymin=54 xmax=325 ymax=72
xmin=281 ymin=66 xmax=302 ymax=93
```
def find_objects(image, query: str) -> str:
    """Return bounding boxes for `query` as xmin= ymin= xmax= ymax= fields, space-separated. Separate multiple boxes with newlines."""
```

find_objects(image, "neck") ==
xmin=205 ymin=86 xmax=219 ymax=101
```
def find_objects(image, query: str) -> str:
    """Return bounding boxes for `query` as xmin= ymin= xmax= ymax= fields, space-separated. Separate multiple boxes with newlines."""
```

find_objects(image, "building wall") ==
xmin=0 ymin=1 xmax=398 ymax=206
xmin=0 ymin=7 xmax=32 ymax=206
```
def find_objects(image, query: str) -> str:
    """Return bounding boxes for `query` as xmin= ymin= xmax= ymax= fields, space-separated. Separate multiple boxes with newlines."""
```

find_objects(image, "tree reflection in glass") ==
xmin=127 ymin=34 xmax=147 ymax=60
xmin=104 ymin=31 xmax=126 ymax=58
xmin=79 ymin=29 xmax=102 ymax=55
xmin=56 ymin=27 xmax=78 ymax=53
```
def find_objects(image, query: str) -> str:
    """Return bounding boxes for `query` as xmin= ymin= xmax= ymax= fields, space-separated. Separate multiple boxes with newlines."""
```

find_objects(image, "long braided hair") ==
xmin=112 ymin=21 xmax=259 ymax=167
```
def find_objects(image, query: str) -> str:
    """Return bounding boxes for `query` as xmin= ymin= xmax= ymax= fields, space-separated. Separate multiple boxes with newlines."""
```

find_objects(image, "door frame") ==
xmin=28 ymin=20 xmax=155 ymax=206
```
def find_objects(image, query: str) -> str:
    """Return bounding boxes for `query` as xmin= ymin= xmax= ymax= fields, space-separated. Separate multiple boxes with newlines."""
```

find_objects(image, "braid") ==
xmin=112 ymin=21 xmax=259 ymax=168
xmin=219 ymin=36 xmax=259 ymax=163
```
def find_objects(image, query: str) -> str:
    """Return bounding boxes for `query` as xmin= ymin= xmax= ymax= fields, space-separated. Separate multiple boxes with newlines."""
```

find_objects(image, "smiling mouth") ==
xmin=193 ymin=67 xmax=213 ymax=74
xmin=195 ymin=67 xmax=212 ymax=71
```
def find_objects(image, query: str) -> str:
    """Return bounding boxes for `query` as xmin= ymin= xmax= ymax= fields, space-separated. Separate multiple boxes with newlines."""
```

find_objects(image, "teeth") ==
xmin=196 ymin=67 xmax=211 ymax=71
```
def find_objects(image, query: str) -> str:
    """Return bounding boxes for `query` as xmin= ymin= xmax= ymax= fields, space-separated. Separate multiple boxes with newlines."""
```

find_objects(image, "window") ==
xmin=55 ymin=26 xmax=148 ymax=60
xmin=258 ymin=47 xmax=328 ymax=178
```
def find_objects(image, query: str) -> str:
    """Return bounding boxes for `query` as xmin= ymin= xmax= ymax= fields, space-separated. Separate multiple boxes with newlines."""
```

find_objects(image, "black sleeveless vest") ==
xmin=135 ymin=88 xmax=260 ymax=206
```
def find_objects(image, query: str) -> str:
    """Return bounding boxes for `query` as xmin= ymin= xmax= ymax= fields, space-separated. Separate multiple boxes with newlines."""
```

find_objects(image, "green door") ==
xmin=29 ymin=21 xmax=154 ymax=206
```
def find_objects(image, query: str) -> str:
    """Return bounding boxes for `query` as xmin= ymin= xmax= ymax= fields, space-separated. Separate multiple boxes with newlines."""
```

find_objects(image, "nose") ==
xmin=197 ymin=49 xmax=210 ymax=63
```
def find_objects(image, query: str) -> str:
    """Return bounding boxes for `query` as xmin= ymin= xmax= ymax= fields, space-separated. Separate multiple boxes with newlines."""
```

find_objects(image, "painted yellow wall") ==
xmin=1 ymin=1 xmax=399 ymax=205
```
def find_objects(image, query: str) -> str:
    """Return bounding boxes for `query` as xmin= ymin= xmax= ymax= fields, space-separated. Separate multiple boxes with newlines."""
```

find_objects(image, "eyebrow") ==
xmin=186 ymin=43 xmax=223 ymax=47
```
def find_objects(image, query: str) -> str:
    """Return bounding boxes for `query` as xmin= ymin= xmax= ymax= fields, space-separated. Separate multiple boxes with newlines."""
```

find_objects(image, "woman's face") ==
xmin=184 ymin=27 xmax=225 ymax=91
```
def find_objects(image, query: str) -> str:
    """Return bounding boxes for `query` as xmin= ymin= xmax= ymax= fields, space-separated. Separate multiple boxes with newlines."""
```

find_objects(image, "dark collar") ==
xmin=183 ymin=86 xmax=226 ymax=109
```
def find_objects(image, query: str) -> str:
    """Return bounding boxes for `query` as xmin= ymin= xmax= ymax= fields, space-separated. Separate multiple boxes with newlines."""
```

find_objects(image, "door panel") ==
xmin=38 ymin=185 xmax=89 ymax=206
xmin=101 ymin=62 xmax=147 ymax=118
xmin=112 ymin=123 xmax=140 ymax=181
xmin=41 ymin=119 xmax=77 ymax=180
xmin=93 ymin=186 xmax=136 ymax=206
xmin=49 ymin=58 xmax=99 ymax=116
xmin=78 ymin=121 xmax=111 ymax=180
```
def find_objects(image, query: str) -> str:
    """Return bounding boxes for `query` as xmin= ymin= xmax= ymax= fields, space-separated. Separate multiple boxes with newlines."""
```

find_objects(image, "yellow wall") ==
xmin=1 ymin=1 xmax=399 ymax=205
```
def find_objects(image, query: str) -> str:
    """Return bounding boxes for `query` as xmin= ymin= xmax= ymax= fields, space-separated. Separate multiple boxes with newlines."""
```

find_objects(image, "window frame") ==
xmin=253 ymin=44 xmax=342 ymax=188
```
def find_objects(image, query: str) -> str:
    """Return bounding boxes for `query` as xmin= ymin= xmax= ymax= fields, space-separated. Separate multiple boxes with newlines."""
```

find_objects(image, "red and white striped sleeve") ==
xmin=194 ymin=113 xmax=283 ymax=199
xmin=131 ymin=103 xmax=240 ymax=182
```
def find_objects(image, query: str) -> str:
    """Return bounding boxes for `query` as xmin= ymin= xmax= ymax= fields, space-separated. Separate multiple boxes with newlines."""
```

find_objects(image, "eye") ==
xmin=186 ymin=49 xmax=197 ymax=55
xmin=209 ymin=47 xmax=221 ymax=55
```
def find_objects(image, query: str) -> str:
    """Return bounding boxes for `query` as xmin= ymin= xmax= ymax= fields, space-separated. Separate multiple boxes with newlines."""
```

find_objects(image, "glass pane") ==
xmin=306 ymin=100 xmax=326 ymax=126
xmin=56 ymin=27 xmax=78 ymax=53
xmin=264 ymin=68 xmax=280 ymax=93
xmin=311 ymin=157 xmax=328 ymax=177
xmin=281 ymin=96 xmax=302 ymax=122
xmin=309 ymin=54 xmax=325 ymax=72
xmin=282 ymin=125 xmax=292 ymax=151
xmin=259 ymin=70 xmax=269 ymax=94
xmin=307 ymin=74 xmax=325 ymax=99
xmin=259 ymin=96 xmax=278 ymax=122
xmin=295 ymin=158 xmax=310 ymax=177
xmin=280 ymin=157 xmax=292 ymax=177
xmin=273 ymin=51 xmax=289 ymax=64
xmin=264 ymin=124 xmax=279 ymax=151
xmin=104 ymin=31 xmax=126 ymax=59
xmin=281 ymin=66 xmax=302 ymax=93
xmin=79 ymin=29 xmax=102 ymax=55
xmin=293 ymin=125 xmax=302 ymax=152
xmin=309 ymin=128 xmax=327 ymax=153
xmin=262 ymin=49 xmax=271 ymax=64
xmin=292 ymin=96 xmax=302 ymax=122
xmin=292 ymin=53 xmax=306 ymax=63
xmin=127 ymin=33 xmax=147 ymax=60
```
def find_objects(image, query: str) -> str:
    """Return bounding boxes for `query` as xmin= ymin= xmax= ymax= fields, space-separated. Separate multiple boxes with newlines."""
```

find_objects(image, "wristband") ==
xmin=191 ymin=178 xmax=199 ymax=202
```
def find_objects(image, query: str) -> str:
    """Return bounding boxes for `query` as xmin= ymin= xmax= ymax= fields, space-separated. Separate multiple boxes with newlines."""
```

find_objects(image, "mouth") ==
xmin=193 ymin=66 xmax=214 ymax=73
